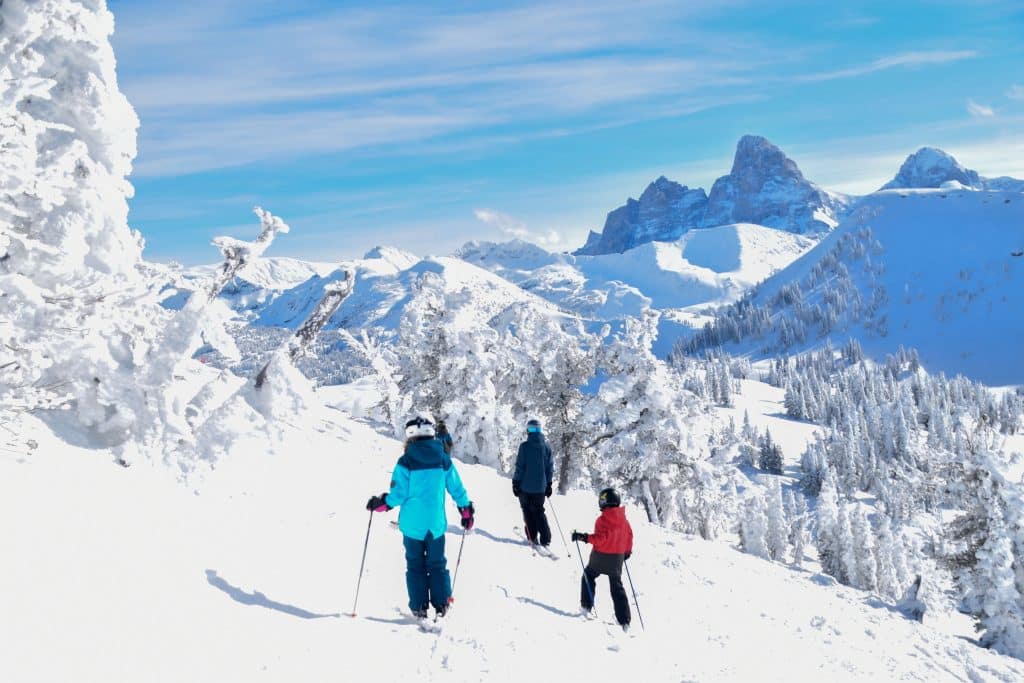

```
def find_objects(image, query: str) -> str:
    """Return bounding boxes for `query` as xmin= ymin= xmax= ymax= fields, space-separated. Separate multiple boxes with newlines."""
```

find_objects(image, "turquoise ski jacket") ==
xmin=385 ymin=437 xmax=471 ymax=541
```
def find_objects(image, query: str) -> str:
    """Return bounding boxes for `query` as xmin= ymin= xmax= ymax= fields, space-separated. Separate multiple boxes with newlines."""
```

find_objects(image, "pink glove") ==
xmin=373 ymin=504 xmax=389 ymax=512
xmin=459 ymin=503 xmax=475 ymax=530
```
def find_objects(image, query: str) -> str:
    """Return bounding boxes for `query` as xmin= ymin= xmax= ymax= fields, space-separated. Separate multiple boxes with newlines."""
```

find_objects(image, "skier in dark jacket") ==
xmin=366 ymin=415 xmax=474 ymax=619
xmin=435 ymin=420 xmax=453 ymax=455
xmin=571 ymin=487 xmax=634 ymax=630
xmin=512 ymin=418 xmax=554 ymax=547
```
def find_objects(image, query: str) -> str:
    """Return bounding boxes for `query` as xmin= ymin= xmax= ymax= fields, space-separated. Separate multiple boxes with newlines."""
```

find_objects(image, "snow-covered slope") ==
xmin=883 ymin=147 xmax=1024 ymax=192
xmin=5 ymin=403 xmax=1023 ymax=682
xmin=578 ymin=135 xmax=849 ymax=256
xmin=685 ymin=188 xmax=1024 ymax=384
xmin=170 ymin=257 xmax=340 ymax=314
xmin=460 ymin=226 xmax=815 ymax=320
xmin=257 ymin=252 xmax=566 ymax=333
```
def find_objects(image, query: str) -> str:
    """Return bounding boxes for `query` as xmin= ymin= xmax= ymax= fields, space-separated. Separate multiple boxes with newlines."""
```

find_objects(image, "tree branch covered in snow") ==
xmin=255 ymin=270 xmax=354 ymax=389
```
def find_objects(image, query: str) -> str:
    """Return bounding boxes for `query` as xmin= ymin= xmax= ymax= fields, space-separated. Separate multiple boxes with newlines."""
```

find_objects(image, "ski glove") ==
xmin=512 ymin=481 xmax=521 ymax=497
xmin=459 ymin=503 xmax=475 ymax=530
xmin=571 ymin=531 xmax=589 ymax=543
xmin=545 ymin=484 xmax=552 ymax=498
xmin=366 ymin=493 xmax=390 ymax=512
xmin=624 ymin=551 xmax=632 ymax=561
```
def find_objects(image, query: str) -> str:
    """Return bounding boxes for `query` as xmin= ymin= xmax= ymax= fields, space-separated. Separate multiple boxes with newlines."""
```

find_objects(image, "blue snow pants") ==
xmin=402 ymin=532 xmax=451 ymax=612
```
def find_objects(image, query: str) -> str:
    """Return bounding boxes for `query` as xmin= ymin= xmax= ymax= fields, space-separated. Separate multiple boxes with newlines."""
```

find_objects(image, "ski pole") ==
xmin=450 ymin=528 xmax=469 ymax=598
xmin=575 ymin=538 xmax=597 ymax=617
xmin=547 ymin=496 xmax=572 ymax=558
xmin=623 ymin=559 xmax=646 ymax=631
xmin=350 ymin=510 xmax=374 ymax=617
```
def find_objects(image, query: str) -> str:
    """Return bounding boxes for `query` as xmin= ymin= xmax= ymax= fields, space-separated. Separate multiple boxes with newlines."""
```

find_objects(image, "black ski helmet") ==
xmin=526 ymin=418 xmax=541 ymax=433
xmin=598 ymin=487 xmax=621 ymax=509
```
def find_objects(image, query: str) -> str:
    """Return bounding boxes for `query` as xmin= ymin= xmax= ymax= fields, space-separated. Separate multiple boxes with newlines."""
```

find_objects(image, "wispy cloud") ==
xmin=111 ymin=0 xmax=789 ymax=177
xmin=967 ymin=99 xmax=995 ymax=117
xmin=474 ymin=209 xmax=565 ymax=249
xmin=1007 ymin=85 xmax=1024 ymax=101
xmin=794 ymin=50 xmax=977 ymax=83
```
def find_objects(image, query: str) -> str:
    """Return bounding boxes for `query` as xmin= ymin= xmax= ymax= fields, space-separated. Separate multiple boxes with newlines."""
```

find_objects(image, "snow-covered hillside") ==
xmin=682 ymin=188 xmax=1024 ymax=384
xmin=460 ymin=225 xmax=814 ymax=319
xmin=257 ymin=252 xmax=565 ymax=332
xmin=5 ymin=401 xmax=1023 ymax=682
xmin=169 ymin=257 xmax=340 ymax=314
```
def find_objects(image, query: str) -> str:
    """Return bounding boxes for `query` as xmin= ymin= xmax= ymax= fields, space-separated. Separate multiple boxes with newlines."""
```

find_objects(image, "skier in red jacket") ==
xmin=571 ymin=487 xmax=633 ymax=630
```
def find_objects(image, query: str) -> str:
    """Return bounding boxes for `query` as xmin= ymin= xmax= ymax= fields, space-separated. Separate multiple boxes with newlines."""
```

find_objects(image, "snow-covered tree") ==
xmin=765 ymin=479 xmax=789 ymax=562
xmin=816 ymin=469 xmax=842 ymax=579
xmin=495 ymin=303 xmax=598 ymax=491
xmin=875 ymin=513 xmax=909 ymax=601
xmin=974 ymin=516 xmax=1024 ymax=658
xmin=1 ymin=0 xmax=161 ymax=436
xmin=849 ymin=504 xmax=878 ymax=592
xmin=740 ymin=490 xmax=770 ymax=560
xmin=583 ymin=311 xmax=709 ymax=526
xmin=836 ymin=504 xmax=856 ymax=586
xmin=786 ymin=489 xmax=810 ymax=567
xmin=758 ymin=429 xmax=784 ymax=474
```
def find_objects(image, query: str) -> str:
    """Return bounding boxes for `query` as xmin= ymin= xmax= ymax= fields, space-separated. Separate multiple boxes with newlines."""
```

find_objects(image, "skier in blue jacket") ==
xmin=512 ymin=418 xmax=554 ymax=547
xmin=366 ymin=415 xmax=474 ymax=619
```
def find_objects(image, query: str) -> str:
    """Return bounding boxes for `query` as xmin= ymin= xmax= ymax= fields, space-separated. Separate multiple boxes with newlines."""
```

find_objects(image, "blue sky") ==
xmin=107 ymin=0 xmax=1024 ymax=265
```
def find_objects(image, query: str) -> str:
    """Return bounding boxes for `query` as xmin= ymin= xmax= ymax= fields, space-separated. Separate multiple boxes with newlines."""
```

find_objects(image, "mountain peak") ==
xmin=575 ymin=135 xmax=851 ymax=255
xmin=882 ymin=147 xmax=982 ymax=190
xmin=575 ymin=177 xmax=708 ymax=255
xmin=730 ymin=135 xmax=806 ymax=182
xmin=703 ymin=135 xmax=844 ymax=234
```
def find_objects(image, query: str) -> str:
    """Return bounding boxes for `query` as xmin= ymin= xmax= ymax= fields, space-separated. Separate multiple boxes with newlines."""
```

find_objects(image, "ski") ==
xmin=417 ymin=616 xmax=444 ymax=634
xmin=395 ymin=608 xmax=446 ymax=634
xmin=513 ymin=526 xmax=559 ymax=560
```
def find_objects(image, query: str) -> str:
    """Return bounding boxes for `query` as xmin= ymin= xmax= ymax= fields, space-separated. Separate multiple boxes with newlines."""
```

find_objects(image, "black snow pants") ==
xmin=581 ymin=550 xmax=631 ymax=626
xmin=518 ymin=492 xmax=552 ymax=546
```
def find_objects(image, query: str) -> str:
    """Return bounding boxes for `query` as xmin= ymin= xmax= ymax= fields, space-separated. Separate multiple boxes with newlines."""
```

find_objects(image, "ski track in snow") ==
xmin=3 ymin=400 xmax=1024 ymax=682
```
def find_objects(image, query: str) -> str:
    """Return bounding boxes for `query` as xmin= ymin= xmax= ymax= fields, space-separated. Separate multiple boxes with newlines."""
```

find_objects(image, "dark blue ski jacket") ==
xmin=512 ymin=432 xmax=553 ymax=495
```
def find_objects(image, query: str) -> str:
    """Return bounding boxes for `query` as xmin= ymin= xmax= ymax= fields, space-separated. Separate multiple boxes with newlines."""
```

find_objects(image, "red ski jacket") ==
xmin=588 ymin=506 xmax=633 ymax=555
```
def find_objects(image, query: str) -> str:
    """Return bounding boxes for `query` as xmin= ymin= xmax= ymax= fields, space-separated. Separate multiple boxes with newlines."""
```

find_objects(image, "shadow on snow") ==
xmin=205 ymin=569 xmax=340 ymax=620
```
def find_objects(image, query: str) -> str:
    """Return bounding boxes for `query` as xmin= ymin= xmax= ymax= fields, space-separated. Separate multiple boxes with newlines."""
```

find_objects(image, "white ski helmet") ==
xmin=405 ymin=414 xmax=436 ymax=438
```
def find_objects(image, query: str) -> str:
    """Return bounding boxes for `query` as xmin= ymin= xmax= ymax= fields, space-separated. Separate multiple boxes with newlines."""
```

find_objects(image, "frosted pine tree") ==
xmin=0 ymin=0 xmax=166 ymax=443
xmin=816 ymin=469 xmax=842 ymax=579
xmin=786 ymin=489 xmax=810 ymax=568
xmin=740 ymin=491 xmax=770 ymax=560
xmin=496 ymin=303 xmax=598 ymax=490
xmin=836 ymin=503 xmax=856 ymax=586
xmin=875 ymin=513 xmax=909 ymax=601
xmin=765 ymin=479 xmax=790 ymax=562
xmin=975 ymin=515 xmax=1024 ymax=658
xmin=849 ymin=504 xmax=878 ymax=592
xmin=584 ymin=311 xmax=708 ymax=526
